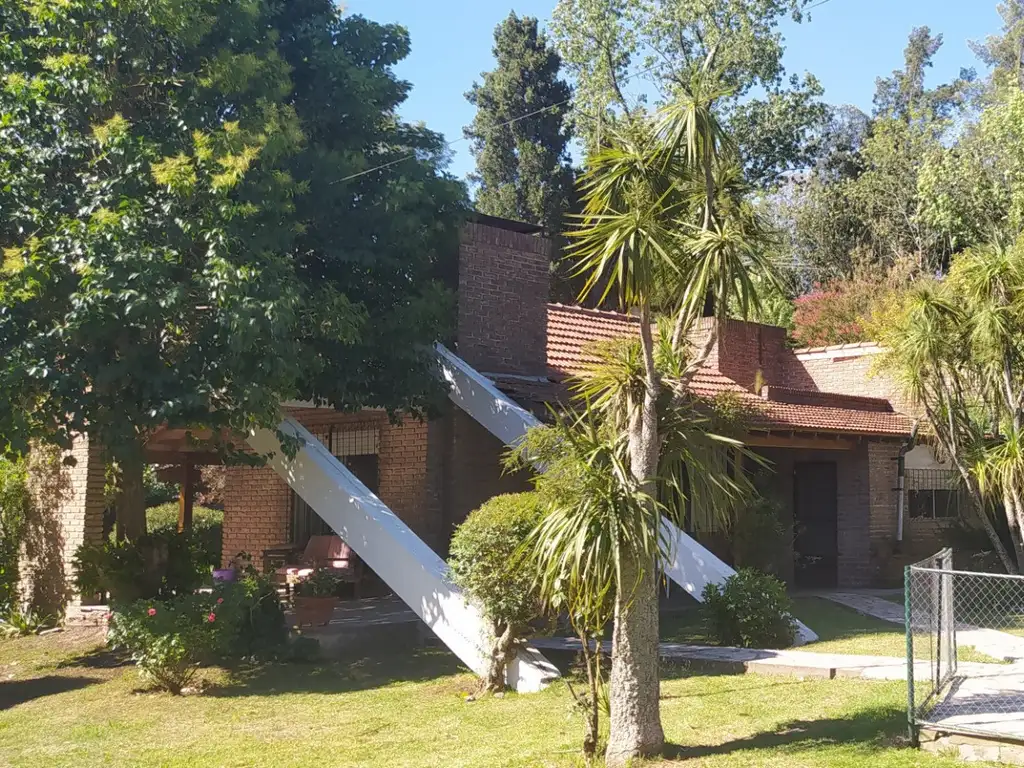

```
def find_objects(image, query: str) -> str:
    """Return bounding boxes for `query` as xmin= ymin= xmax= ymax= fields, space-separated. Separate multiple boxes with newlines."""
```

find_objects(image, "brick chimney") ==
xmin=690 ymin=317 xmax=789 ymax=391
xmin=456 ymin=217 xmax=552 ymax=376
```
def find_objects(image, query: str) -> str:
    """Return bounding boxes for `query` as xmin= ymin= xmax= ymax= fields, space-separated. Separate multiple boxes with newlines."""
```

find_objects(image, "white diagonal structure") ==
xmin=435 ymin=342 xmax=818 ymax=645
xmin=247 ymin=417 xmax=560 ymax=692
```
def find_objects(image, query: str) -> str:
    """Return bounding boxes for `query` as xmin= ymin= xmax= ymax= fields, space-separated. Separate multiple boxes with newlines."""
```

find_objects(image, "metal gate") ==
xmin=906 ymin=549 xmax=1024 ymax=742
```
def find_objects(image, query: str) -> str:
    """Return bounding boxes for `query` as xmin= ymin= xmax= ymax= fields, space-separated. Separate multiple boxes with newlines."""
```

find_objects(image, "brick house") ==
xmin=26 ymin=214 xmax=959 ymax=617
xmin=212 ymin=213 xmax=956 ymax=590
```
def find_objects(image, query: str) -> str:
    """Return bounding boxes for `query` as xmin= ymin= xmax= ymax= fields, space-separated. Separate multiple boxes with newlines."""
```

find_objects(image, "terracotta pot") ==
xmin=293 ymin=595 xmax=338 ymax=627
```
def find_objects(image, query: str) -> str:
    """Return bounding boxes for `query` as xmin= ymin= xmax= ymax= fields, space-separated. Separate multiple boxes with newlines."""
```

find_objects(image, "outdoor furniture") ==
xmin=273 ymin=535 xmax=362 ymax=599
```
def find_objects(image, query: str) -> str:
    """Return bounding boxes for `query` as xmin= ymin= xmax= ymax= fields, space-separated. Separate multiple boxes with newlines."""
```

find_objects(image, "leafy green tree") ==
xmin=919 ymin=85 xmax=1024 ymax=250
xmin=550 ymin=0 xmax=828 ymax=188
xmin=874 ymin=27 xmax=975 ymax=122
xmin=971 ymin=1 xmax=1024 ymax=89
xmin=465 ymin=13 xmax=574 ymax=232
xmin=0 ymin=0 xmax=464 ymax=539
xmin=774 ymin=28 xmax=971 ymax=284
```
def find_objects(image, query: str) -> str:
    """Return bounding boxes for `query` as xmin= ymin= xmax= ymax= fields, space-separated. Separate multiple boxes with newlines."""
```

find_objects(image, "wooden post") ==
xmin=178 ymin=460 xmax=195 ymax=533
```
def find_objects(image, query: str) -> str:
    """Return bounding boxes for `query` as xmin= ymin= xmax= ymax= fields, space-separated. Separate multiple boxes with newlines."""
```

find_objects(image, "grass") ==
xmin=662 ymin=597 xmax=1006 ymax=663
xmin=0 ymin=628 xmax=986 ymax=768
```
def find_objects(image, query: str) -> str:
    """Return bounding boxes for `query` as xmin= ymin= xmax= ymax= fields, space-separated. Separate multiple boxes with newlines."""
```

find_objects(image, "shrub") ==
xmin=448 ymin=492 xmax=546 ymax=693
xmin=0 ymin=459 xmax=29 ymax=613
xmin=73 ymin=529 xmax=212 ymax=604
xmin=147 ymin=503 xmax=224 ymax=569
xmin=108 ymin=593 xmax=227 ymax=693
xmin=293 ymin=567 xmax=341 ymax=598
xmin=701 ymin=569 xmax=796 ymax=649
xmin=109 ymin=574 xmax=286 ymax=693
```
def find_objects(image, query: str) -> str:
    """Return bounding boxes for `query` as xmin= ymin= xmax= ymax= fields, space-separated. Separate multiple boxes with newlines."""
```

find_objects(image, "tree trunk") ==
xmin=973 ymin=492 xmax=1017 ymax=574
xmin=115 ymin=450 xmax=147 ymax=542
xmin=482 ymin=622 xmax=515 ymax=694
xmin=1004 ymin=489 xmax=1024 ymax=572
xmin=606 ymin=554 xmax=664 ymax=766
xmin=606 ymin=308 xmax=665 ymax=766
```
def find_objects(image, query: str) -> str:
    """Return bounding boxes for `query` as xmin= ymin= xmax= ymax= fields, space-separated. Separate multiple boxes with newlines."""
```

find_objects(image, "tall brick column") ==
xmin=20 ymin=435 xmax=106 ymax=618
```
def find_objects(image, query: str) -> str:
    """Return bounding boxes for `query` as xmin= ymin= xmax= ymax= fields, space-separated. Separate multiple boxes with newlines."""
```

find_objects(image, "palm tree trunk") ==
xmin=607 ymin=369 xmax=665 ymax=766
xmin=606 ymin=552 xmax=664 ymax=766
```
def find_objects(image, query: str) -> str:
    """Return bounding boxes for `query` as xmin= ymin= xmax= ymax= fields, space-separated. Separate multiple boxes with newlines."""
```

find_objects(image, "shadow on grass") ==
xmin=209 ymin=643 xmax=468 ymax=698
xmin=661 ymin=704 xmax=907 ymax=762
xmin=0 ymin=675 xmax=101 ymax=710
xmin=56 ymin=645 xmax=129 ymax=670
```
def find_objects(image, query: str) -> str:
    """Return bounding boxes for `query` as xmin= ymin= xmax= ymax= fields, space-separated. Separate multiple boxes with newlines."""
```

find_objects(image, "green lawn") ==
xmin=663 ymin=597 xmax=1004 ymax=663
xmin=0 ymin=628 xmax=991 ymax=767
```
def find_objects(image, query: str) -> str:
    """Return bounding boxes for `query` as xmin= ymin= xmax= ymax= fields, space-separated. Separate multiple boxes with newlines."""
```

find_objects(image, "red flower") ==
xmin=208 ymin=613 xmax=216 ymax=623
xmin=147 ymin=608 xmax=157 ymax=617
xmin=216 ymin=597 xmax=224 ymax=604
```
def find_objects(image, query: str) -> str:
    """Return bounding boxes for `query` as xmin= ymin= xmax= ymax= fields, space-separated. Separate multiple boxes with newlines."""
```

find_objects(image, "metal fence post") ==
xmin=905 ymin=563 xmax=917 ymax=745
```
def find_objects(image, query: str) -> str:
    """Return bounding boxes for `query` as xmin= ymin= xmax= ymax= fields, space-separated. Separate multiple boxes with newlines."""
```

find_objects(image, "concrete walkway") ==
xmin=530 ymin=636 xmax=1012 ymax=681
xmin=821 ymin=591 xmax=1024 ymax=662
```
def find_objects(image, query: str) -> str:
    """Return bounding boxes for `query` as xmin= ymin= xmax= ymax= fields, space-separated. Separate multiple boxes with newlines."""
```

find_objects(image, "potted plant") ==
xmin=292 ymin=567 xmax=341 ymax=627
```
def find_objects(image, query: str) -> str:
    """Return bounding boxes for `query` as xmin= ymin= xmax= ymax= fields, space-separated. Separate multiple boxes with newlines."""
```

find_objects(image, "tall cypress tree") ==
xmin=465 ymin=13 xmax=574 ymax=233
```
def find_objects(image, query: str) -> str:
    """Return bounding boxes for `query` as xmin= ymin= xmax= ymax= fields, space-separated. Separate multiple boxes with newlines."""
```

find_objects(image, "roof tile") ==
xmin=543 ymin=304 xmax=913 ymax=438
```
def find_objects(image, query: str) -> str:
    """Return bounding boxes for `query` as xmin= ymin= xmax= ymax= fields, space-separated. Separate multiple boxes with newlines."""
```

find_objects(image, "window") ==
xmin=289 ymin=424 xmax=380 ymax=546
xmin=906 ymin=469 xmax=964 ymax=520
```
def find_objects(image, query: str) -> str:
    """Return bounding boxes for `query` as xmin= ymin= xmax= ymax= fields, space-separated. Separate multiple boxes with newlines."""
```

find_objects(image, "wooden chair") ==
xmin=273 ymin=535 xmax=362 ymax=599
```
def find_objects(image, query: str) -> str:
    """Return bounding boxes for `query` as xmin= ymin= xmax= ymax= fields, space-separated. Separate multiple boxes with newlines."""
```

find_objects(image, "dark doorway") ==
xmin=793 ymin=461 xmax=839 ymax=588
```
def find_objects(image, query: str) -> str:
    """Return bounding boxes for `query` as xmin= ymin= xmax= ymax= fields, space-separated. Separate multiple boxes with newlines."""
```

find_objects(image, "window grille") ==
xmin=906 ymin=468 xmax=964 ymax=520
xmin=290 ymin=423 xmax=381 ymax=545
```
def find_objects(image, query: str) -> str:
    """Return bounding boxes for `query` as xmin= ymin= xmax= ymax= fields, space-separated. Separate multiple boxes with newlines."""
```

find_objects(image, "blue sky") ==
xmin=345 ymin=0 xmax=1004 ymax=180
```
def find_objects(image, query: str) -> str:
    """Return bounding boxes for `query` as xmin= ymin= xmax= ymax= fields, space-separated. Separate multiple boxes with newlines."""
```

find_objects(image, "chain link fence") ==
xmin=907 ymin=549 xmax=1024 ymax=741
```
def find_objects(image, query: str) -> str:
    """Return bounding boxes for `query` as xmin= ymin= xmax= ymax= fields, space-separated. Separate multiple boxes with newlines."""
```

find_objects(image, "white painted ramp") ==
xmin=435 ymin=342 xmax=818 ymax=645
xmin=248 ymin=418 xmax=559 ymax=691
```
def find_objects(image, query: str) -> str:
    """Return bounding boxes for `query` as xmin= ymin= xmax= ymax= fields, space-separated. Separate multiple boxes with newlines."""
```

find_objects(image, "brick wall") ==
xmin=220 ymin=409 xmax=442 ymax=568
xmin=752 ymin=442 xmax=902 ymax=589
xmin=786 ymin=348 xmax=918 ymax=415
xmin=221 ymin=462 xmax=291 ymax=568
xmin=688 ymin=318 xmax=789 ymax=390
xmin=20 ymin=435 xmax=106 ymax=617
xmin=457 ymin=221 xmax=552 ymax=375
xmin=866 ymin=441 xmax=902 ymax=585
xmin=443 ymin=408 xmax=532 ymax=551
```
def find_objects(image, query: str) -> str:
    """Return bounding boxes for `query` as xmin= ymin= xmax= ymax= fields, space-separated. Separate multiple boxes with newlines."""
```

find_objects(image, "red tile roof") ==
xmin=540 ymin=304 xmax=914 ymax=438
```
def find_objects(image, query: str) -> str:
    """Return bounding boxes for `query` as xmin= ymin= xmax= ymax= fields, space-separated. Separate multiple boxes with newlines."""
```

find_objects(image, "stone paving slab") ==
xmin=821 ymin=591 xmax=1024 ymax=662
xmin=530 ymin=637 xmax=1013 ymax=681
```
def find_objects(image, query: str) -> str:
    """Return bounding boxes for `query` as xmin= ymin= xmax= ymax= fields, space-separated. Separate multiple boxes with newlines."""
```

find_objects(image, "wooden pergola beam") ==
xmin=178 ymin=460 xmax=195 ymax=533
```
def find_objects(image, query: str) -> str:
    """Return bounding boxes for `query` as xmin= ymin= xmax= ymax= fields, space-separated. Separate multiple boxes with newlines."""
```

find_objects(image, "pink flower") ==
xmin=147 ymin=608 xmax=157 ymax=617
xmin=208 ymin=613 xmax=216 ymax=623
xmin=104 ymin=612 xmax=113 ymax=620
xmin=216 ymin=598 xmax=224 ymax=604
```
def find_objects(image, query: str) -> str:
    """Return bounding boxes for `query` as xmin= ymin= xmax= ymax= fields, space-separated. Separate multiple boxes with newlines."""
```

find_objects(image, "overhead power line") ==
xmin=331 ymin=60 xmax=669 ymax=185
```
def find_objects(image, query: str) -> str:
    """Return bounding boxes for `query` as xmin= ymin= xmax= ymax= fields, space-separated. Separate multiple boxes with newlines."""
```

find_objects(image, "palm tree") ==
xmin=513 ymin=370 xmax=752 ymax=763
xmin=877 ymin=239 xmax=1024 ymax=573
xmin=562 ymin=76 xmax=773 ymax=764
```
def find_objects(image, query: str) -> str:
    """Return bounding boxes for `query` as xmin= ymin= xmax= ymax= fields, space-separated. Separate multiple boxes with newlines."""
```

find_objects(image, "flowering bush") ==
xmin=108 ymin=572 xmax=286 ymax=693
xmin=108 ymin=593 xmax=228 ymax=693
